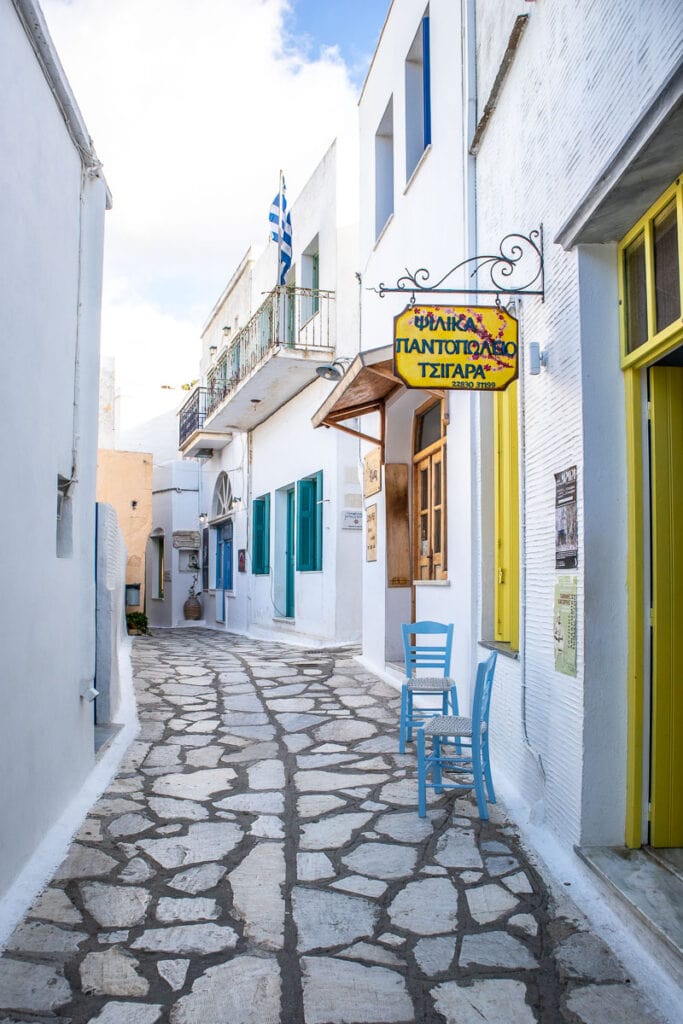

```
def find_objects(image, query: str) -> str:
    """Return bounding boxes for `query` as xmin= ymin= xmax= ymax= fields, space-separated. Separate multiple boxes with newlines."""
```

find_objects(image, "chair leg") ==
xmin=417 ymin=727 xmax=427 ymax=818
xmin=473 ymin=735 xmax=490 ymax=819
xmin=399 ymin=687 xmax=408 ymax=754
xmin=406 ymin=690 xmax=414 ymax=744
xmin=449 ymin=685 xmax=459 ymax=716
xmin=433 ymin=736 xmax=443 ymax=794
xmin=483 ymin=736 xmax=496 ymax=803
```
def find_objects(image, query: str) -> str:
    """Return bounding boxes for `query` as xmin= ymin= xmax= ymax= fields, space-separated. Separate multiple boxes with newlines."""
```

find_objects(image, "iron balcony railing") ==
xmin=178 ymin=286 xmax=334 ymax=447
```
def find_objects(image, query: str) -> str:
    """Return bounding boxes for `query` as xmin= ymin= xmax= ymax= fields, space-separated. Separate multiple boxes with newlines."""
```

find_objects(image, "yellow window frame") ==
xmin=494 ymin=380 xmax=519 ymax=647
xmin=619 ymin=174 xmax=683 ymax=847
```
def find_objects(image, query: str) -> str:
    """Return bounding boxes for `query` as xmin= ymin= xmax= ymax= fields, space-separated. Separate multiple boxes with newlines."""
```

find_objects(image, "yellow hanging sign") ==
xmin=393 ymin=304 xmax=518 ymax=391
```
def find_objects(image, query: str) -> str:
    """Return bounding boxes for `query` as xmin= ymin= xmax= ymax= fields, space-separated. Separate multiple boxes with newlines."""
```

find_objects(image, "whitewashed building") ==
xmin=0 ymin=0 xmax=110 ymax=902
xmin=313 ymin=0 xmax=683 ymax=968
xmin=177 ymin=137 xmax=362 ymax=645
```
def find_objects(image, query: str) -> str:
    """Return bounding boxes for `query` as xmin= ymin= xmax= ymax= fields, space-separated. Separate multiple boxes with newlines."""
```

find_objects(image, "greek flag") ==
xmin=269 ymin=175 xmax=292 ymax=285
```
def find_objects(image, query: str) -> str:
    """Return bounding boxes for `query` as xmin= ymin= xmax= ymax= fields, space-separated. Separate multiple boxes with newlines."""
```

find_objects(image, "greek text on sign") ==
xmin=394 ymin=305 xmax=518 ymax=391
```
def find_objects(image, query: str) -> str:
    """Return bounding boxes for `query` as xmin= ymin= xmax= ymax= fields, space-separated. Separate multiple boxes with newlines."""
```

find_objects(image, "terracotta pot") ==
xmin=183 ymin=595 xmax=202 ymax=620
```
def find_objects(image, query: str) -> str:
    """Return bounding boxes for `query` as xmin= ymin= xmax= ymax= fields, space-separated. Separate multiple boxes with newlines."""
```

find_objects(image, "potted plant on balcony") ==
xmin=183 ymin=574 xmax=202 ymax=621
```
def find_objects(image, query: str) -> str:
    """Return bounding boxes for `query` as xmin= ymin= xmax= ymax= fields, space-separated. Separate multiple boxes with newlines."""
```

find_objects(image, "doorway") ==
xmin=647 ymin=363 xmax=683 ymax=847
xmin=215 ymin=519 xmax=233 ymax=624
xmin=285 ymin=488 xmax=295 ymax=618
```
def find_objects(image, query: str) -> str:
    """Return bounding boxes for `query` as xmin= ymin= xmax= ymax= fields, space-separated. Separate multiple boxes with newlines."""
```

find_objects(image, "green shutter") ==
xmin=297 ymin=473 xmax=323 ymax=572
xmin=252 ymin=495 xmax=271 ymax=575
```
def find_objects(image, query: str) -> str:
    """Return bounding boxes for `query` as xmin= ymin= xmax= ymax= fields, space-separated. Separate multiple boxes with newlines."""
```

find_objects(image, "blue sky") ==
xmin=286 ymin=1 xmax=389 ymax=84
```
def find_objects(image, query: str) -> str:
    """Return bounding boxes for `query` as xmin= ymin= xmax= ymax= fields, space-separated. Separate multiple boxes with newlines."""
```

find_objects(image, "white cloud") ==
xmin=42 ymin=0 xmax=358 ymax=400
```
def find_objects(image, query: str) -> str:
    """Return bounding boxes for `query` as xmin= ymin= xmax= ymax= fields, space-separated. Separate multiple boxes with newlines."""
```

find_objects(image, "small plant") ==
xmin=126 ymin=611 xmax=149 ymax=635
xmin=187 ymin=574 xmax=200 ymax=598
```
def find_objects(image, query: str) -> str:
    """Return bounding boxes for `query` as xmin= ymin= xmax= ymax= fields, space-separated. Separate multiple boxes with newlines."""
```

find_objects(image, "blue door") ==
xmin=215 ymin=520 xmax=233 ymax=624
xmin=286 ymin=489 xmax=295 ymax=618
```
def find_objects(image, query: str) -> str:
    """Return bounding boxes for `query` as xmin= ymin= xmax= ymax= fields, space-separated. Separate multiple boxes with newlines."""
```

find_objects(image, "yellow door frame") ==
xmin=621 ymin=176 xmax=683 ymax=846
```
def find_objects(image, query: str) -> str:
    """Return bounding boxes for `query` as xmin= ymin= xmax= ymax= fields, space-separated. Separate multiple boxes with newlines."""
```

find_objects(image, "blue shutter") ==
xmin=314 ymin=470 xmax=323 ymax=571
xmin=263 ymin=493 xmax=270 ymax=572
xmin=252 ymin=495 xmax=271 ymax=575
xmin=297 ymin=479 xmax=315 ymax=571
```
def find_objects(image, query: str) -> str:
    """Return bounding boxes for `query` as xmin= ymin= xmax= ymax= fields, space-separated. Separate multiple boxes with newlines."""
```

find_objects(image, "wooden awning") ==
xmin=311 ymin=345 xmax=403 ymax=448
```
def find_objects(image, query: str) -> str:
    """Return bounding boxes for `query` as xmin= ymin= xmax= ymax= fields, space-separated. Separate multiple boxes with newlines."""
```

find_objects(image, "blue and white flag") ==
xmin=269 ymin=175 xmax=292 ymax=285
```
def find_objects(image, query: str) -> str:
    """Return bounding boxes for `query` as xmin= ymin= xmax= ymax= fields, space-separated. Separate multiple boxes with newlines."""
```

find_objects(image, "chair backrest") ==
xmin=471 ymin=650 xmax=497 ymax=731
xmin=401 ymin=620 xmax=454 ymax=678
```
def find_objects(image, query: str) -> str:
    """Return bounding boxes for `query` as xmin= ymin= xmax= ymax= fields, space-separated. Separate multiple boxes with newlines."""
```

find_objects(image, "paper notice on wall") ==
xmin=554 ymin=576 xmax=577 ymax=677
xmin=555 ymin=466 xmax=578 ymax=568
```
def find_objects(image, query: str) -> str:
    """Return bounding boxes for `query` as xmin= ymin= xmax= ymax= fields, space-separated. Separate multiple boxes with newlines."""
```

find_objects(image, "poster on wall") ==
xmin=555 ymin=466 xmax=578 ymax=568
xmin=366 ymin=504 xmax=378 ymax=562
xmin=554 ymin=575 xmax=578 ymax=676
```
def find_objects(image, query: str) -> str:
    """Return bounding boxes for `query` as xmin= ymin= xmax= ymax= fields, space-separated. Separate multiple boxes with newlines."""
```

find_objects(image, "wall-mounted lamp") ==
xmin=315 ymin=359 xmax=350 ymax=382
xmin=528 ymin=342 xmax=548 ymax=375
xmin=209 ymin=345 xmax=217 ymax=358
xmin=198 ymin=512 xmax=209 ymax=527
xmin=222 ymin=325 xmax=231 ymax=338
xmin=230 ymin=497 xmax=242 ymax=510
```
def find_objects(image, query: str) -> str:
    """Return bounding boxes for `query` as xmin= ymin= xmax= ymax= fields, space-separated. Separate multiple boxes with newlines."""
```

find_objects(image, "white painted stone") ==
xmin=293 ymin=888 xmax=378 ymax=951
xmin=465 ymin=884 xmax=518 ymax=924
xmin=86 ymin=1001 xmax=163 ymax=1024
xmin=80 ymin=883 xmax=152 ymax=928
xmin=6 ymin=921 xmax=87 ymax=956
xmin=379 ymin=932 xmax=405 ymax=947
xmin=54 ymin=844 xmax=118 ymax=879
xmin=459 ymin=931 xmax=538 ymax=970
xmin=186 ymin=719 xmax=220 ymax=733
xmin=170 ymin=954 xmax=281 ymax=1024
xmin=132 ymin=923 xmax=238 ymax=955
xmin=414 ymin=936 xmax=455 ymax=975
xmin=297 ymin=795 xmax=347 ymax=817
xmin=214 ymin=791 xmax=284 ymax=814
xmin=331 ymin=876 xmax=388 ymax=898
xmin=434 ymin=829 xmax=484 ymax=869
xmin=119 ymin=857 xmax=155 ymax=883
xmin=168 ymin=864 xmax=226 ymax=894
xmin=185 ymin=746 xmax=224 ymax=768
xmin=137 ymin=822 xmax=242 ymax=867
xmin=158 ymin=959 xmax=190 ymax=991
xmin=143 ymin=746 xmax=181 ymax=767
xmin=301 ymin=957 xmax=414 ymax=1023
xmin=147 ymin=799 xmax=209 ymax=823
xmin=276 ymin=712 xmax=327 ymax=733
xmin=300 ymin=813 xmax=373 ymax=850
xmin=167 ymin=734 xmax=216 ymax=747
xmin=503 ymin=871 xmax=534 ymax=894
xmin=156 ymin=897 xmax=219 ymax=922
xmin=266 ymin=698 xmax=315 ymax=711
xmin=388 ymin=878 xmax=458 ymax=935
xmin=250 ymin=814 xmax=285 ymax=838
xmin=98 ymin=930 xmax=130 ymax=944
xmin=77 ymin=819 xmax=104 ymax=842
xmin=80 ymin=947 xmax=149 ymax=997
xmin=229 ymin=843 xmax=285 ymax=949
xmin=297 ymin=852 xmax=336 ymax=880
xmin=432 ymin=979 xmax=535 ymax=1024
xmin=297 ymin=753 xmax=360 ymax=769
xmin=314 ymin=720 xmax=377 ymax=743
xmin=564 ymin=983 xmax=665 ymax=1024
xmin=28 ymin=887 xmax=82 ymax=924
xmin=342 ymin=842 xmax=417 ymax=880
xmin=247 ymin=759 xmax=285 ymax=790
xmin=151 ymin=768 xmax=236 ymax=801
xmin=338 ymin=941 xmax=402 ymax=966
xmin=555 ymin=932 xmax=627 ymax=982
xmin=0 ymin=959 xmax=71 ymax=1013
xmin=509 ymin=913 xmax=538 ymax=937
xmin=108 ymin=813 xmax=155 ymax=837
xmin=283 ymin=733 xmax=314 ymax=752
xmin=296 ymin=771 xmax=389 ymax=793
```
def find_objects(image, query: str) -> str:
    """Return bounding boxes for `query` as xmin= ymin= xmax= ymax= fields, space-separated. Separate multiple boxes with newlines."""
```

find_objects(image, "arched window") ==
xmin=212 ymin=472 xmax=232 ymax=520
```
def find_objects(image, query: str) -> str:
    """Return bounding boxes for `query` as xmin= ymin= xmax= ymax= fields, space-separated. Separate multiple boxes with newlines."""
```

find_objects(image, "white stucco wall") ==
xmin=0 ymin=0 xmax=108 ymax=898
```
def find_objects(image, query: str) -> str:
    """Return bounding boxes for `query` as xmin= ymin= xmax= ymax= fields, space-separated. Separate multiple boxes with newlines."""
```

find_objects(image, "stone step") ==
xmin=577 ymin=845 xmax=683 ymax=982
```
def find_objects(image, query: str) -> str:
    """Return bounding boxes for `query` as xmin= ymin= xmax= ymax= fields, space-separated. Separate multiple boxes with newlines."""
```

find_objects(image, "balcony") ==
xmin=179 ymin=286 xmax=335 ymax=449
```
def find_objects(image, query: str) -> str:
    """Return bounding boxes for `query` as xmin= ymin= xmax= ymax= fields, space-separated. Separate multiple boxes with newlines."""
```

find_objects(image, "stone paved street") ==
xmin=0 ymin=629 xmax=666 ymax=1023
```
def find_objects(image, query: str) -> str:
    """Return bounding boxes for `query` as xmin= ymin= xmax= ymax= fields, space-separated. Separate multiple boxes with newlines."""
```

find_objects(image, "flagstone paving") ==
xmin=0 ymin=629 xmax=666 ymax=1023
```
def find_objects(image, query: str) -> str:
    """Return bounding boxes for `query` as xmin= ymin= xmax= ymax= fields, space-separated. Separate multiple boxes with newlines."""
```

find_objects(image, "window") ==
xmin=375 ymin=98 xmax=394 ymax=239
xmin=302 ymin=237 xmax=320 ymax=321
xmin=413 ymin=400 xmax=446 ymax=580
xmin=405 ymin=11 xmax=431 ymax=180
xmin=151 ymin=535 xmax=164 ymax=599
xmin=494 ymin=382 xmax=519 ymax=646
xmin=252 ymin=494 xmax=271 ymax=574
xmin=620 ymin=177 xmax=682 ymax=358
xmin=297 ymin=471 xmax=323 ymax=571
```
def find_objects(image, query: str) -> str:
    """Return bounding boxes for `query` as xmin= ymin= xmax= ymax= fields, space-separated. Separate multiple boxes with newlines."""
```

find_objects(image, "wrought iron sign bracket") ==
xmin=373 ymin=228 xmax=545 ymax=306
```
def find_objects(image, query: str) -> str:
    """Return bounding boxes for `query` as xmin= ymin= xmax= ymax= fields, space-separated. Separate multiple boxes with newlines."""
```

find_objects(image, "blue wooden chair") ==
xmin=416 ymin=650 xmax=497 ymax=819
xmin=399 ymin=621 xmax=459 ymax=754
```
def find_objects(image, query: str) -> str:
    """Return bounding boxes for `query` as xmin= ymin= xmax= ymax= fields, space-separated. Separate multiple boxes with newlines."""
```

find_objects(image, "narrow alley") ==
xmin=0 ymin=630 xmax=664 ymax=1024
